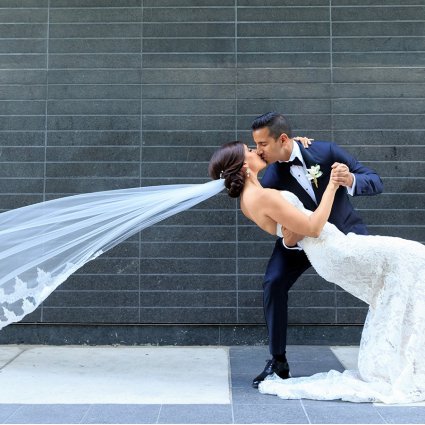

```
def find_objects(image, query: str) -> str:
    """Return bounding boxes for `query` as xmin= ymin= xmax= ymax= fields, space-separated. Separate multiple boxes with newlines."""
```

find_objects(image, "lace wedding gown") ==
xmin=259 ymin=191 xmax=425 ymax=404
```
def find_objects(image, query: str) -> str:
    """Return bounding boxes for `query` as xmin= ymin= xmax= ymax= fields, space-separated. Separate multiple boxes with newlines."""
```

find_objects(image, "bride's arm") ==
xmin=261 ymin=182 xmax=339 ymax=238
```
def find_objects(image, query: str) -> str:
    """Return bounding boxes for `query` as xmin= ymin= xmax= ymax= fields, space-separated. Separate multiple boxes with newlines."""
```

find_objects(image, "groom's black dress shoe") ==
xmin=252 ymin=359 xmax=290 ymax=388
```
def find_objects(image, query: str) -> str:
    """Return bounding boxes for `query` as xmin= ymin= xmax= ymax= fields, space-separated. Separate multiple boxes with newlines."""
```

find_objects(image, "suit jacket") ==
xmin=261 ymin=141 xmax=383 ymax=235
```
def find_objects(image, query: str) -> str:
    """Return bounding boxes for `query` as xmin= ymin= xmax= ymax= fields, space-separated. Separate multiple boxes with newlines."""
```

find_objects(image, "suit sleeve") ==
xmin=330 ymin=143 xmax=383 ymax=196
xmin=260 ymin=167 xmax=275 ymax=189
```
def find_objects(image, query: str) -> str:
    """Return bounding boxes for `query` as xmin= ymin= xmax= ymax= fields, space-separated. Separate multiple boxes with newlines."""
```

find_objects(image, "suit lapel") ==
xmin=298 ymin=142 xmax=317 ymax=169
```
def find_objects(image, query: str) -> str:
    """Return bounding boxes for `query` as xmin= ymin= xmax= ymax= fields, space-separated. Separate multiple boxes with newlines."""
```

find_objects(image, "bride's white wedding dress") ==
xmin=259 ymin=191 xmax=425 ymax=404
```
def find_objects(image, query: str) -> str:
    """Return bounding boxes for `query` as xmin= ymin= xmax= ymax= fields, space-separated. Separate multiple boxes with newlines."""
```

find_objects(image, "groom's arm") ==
xmin=260 ymin=165 xmax=278 ymax=189
xmin=330 ymin=143 xmax=383 ymax=196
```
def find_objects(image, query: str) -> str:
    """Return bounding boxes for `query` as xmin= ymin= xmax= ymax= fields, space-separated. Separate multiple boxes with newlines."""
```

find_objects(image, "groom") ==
xmin=251 ymin=112 xmax=383 ymax=388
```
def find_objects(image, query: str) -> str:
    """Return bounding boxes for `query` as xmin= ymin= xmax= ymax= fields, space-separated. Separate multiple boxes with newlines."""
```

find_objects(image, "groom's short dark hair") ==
xmin=251 ymin=112 xmax=292 ymax=139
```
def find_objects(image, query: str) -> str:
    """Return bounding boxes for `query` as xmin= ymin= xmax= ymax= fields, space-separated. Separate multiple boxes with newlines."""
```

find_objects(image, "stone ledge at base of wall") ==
xmin=0 ymin=324 xmax=362 ymax=346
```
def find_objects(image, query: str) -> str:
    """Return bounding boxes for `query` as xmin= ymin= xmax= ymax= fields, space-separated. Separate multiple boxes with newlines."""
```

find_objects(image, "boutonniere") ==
xmin=306 ymin=164 xmax=323 ymax=188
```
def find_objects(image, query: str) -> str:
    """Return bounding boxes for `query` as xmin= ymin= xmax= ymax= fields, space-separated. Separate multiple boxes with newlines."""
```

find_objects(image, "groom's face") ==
xmin=253 ymin=127 xmax=291 ymax=164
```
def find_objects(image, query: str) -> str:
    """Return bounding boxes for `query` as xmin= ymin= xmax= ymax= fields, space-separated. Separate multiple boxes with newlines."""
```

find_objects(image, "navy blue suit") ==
xmin=261 ymin=141 xmax=383 ymax=356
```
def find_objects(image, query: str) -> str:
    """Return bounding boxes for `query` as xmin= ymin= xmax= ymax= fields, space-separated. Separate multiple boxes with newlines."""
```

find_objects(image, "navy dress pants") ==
xmin=263 ymin=238 xmax=312 ymax=356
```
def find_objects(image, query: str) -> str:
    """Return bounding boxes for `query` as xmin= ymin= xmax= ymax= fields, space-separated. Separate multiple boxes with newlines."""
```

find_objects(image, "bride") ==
xmin=208 ymin=141 xmax=425 ymax=404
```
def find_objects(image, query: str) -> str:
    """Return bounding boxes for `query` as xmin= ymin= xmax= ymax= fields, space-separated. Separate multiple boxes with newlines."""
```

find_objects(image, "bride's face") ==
xmin=244 ymin=144 xmax=266 ymax=172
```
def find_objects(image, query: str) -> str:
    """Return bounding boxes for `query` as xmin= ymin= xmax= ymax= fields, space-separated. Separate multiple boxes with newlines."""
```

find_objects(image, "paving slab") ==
xmin=0 ymin=346 xmax=230 ymax=404
xmin=231 ymin=387 xmax=290 ymax=405
xmin=82 ymin=404 xmax=160 ymax=424
xmin=4 ymin=404 xmax=89 ymax=424
xmin=157 ymin=404 xmax=233 ymax=424
xmin=330 ymin=346 xmax=359 ymax=370
xmin=0 ymin=347 xmax=24 ymax=369
xmin=233 ymin=402 xmax=308 ymax=424
xmin=0 ymin=405 xmax=21 ymax=424
xmin=375 ymin=406 xmax=425 ymax=424
xmin=302 ymin=400 xmax=385 ymax=424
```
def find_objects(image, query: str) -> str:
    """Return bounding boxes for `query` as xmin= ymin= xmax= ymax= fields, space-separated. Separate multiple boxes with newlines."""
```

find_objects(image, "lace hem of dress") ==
xmin=259 ymin=372 xmax=425 ymax=404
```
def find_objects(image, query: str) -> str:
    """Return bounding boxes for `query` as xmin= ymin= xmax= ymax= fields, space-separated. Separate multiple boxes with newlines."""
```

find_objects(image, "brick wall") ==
xmin=0 ymin=0 xmax=423 ymax=344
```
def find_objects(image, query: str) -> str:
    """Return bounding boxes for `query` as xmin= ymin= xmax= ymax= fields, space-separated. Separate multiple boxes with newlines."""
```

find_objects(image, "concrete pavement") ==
xmin=0 ymin=344 xmax=424 ymax=424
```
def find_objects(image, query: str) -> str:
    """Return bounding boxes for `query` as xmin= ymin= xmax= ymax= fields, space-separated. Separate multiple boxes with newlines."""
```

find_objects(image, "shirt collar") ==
xmin=279 ymin=140 xmax=306 ymax=166
xmin=290 ymin=141 xmax=304 ymax=162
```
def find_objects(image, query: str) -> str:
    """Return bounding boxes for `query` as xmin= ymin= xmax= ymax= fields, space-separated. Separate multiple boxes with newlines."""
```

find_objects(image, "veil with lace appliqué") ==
xmin=0 ymin=180 xmax=225 ymax=330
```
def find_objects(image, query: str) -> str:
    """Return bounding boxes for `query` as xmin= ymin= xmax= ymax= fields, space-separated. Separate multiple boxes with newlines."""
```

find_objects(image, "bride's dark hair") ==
xmin=208 ymin=141 xmax=246 ymax=198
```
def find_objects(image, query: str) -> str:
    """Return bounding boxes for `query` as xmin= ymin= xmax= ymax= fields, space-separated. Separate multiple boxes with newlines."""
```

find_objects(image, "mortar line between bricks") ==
xmin=138 ymin=0 xmax=143 ymax=325
xmin=39 ymin=0 xmax=51 ymax=325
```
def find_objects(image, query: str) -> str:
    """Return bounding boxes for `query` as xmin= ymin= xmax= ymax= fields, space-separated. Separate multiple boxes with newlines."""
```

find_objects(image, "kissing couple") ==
xmin=0 ymin=112 xmax=424 ymax=404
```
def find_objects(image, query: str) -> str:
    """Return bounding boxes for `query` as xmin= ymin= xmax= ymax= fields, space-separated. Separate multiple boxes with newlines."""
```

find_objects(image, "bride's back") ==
xmin=240 ymin=186 xmax=278 ymax=236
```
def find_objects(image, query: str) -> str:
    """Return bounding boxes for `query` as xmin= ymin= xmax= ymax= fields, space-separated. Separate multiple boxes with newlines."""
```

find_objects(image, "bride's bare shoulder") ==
xmin=261 ymin=188 xmax=281 ymax=197
xmin=254 ymin=189 xmax=293 ymax=216
xmin=259 ymin=188 xmax=284 ymax=203
xmin=242 ymin=188 xmax=283 ymax=215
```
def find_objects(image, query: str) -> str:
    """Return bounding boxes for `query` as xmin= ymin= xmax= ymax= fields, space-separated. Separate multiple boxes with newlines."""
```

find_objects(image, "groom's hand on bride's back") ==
xmin=281 ymin=226 xmax=304 ymax=247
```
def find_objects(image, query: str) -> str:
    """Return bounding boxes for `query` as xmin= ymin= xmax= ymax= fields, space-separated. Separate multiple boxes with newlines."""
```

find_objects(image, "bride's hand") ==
xmin=329 ymin=167 xmax=341 ymax=191
xmin=293 ymin=136 xmax=313 ymax=148
xmin=331 ymin=162 xmax=354 ymax=187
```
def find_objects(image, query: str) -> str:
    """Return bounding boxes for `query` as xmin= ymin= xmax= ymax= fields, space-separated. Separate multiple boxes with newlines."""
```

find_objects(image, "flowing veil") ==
xmin=0 ymin=179 xmax=225 ymax=330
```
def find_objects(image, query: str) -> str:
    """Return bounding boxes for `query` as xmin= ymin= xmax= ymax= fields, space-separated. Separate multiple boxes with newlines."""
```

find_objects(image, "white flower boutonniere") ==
xmin=306 ymin=164 xmax=323 ymax=188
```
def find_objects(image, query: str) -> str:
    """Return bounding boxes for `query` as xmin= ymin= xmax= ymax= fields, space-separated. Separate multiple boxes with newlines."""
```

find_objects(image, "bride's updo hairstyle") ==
xmin=208 ymin=141 xmax=246 ymax=198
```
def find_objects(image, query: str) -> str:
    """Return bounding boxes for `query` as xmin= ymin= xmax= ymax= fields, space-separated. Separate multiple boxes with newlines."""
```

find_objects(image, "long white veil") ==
xmin=0 ymin=179 xmax=225 ymax=330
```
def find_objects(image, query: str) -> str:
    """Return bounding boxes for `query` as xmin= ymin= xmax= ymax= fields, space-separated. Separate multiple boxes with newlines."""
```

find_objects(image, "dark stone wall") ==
xmin=0 ymin=0 xmax=424 ymax=344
